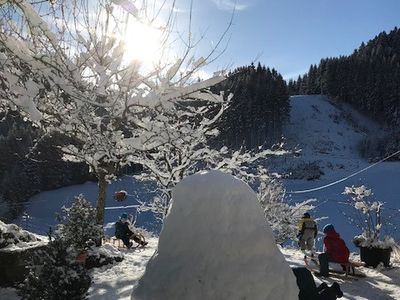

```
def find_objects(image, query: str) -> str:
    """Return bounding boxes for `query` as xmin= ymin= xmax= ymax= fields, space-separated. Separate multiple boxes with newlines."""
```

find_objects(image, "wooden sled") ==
xmin=304 ymin=255 xmax=366 ymax=279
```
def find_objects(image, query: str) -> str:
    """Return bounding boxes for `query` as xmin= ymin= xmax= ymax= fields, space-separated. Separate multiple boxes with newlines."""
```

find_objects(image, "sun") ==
xmin=122 ymin=20 xmax=164 ymax=66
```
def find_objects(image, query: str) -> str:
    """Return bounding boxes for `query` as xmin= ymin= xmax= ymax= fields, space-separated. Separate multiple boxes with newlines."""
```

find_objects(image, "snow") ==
xmin=87 ymin=244 xmax=124 ymax=262
xmin=88 ymin=239 xmax=158 ymax=300
xmin=4 ymin=236 xmax=400 ymax=300
xmin=131 ymin=170 xmax=299 ymax=300
xmin=0 ymin=220 xmax=46 ymax=253
xmin=11 ymin=177 xmax=161 ymax=237
xmin=2 ymin=95 xmax=400 ymax=299
xmin=275 ymin=95 xmax=400 ymax=252
xmin=284 ymin=247 xmax=400 ymax=300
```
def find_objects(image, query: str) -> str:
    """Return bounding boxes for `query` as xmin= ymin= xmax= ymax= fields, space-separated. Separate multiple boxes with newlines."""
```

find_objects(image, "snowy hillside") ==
xmin=278 ymin=95 xmax=400 ymax=251
xmin=2 ymin=95 xmax=400 ymax=300
xmin=274 ymin=95 xmax=385 ymax=177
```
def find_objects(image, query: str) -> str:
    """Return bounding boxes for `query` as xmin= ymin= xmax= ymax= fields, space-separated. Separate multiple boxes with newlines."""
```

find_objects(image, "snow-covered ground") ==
xmin=3 ymin=236 xmax=400 ymax=300
xmin=88 ymin=238 xmax=158 ymax=300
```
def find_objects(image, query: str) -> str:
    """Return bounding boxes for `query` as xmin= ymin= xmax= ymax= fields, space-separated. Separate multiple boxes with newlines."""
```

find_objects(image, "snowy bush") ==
xmin=0 ymin=220 xmax=40 ymax=248
xmin=258 ymin=179 xmax=316 ymax=244
xmin=343 ymin=185 xmax=396 ymax=249
xmin=57 ymin=195 xmax=103 ymax=251
xmin=19 ymin=236 xmax=91 ymax=300
xmin=85 ymin=243 xmax=123 ymax=269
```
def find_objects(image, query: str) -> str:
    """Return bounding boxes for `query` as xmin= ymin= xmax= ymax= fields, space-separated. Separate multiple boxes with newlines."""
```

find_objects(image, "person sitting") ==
xmin=297 ymin=212 xmax=318 ymax=253
xmin=318 ymin=224 xmax=350 ymax=277
xmin=115 ymin=213 xmax=147 ymax=248
xmin=292 ymin=267 xmax=343 ymax=300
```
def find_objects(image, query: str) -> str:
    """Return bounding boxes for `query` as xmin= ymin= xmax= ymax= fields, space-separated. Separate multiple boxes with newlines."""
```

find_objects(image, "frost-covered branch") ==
xmin=258 ymin=178 xmax=316 ymax=244
xmin=0 ymin=0 xmax=232 ymax=224
xmin=343 ymin=185 xmax=395 ymax=248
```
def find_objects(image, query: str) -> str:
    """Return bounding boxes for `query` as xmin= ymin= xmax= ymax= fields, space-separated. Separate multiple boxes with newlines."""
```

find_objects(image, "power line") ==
xmin=105 ymin=204 xmax=140 ymax=210
xmin=287 ymin=149 xmax=400 ymax=194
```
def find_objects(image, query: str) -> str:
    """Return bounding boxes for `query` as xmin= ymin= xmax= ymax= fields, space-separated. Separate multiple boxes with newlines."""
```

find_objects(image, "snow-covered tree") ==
xmin=136 ymin=143 xmax=289 ymax=220
xmin=258 ymin=178 xmax=316 ymax=244
xmin=19 ymin=236 xmax=91 ymax=300
xmin=0 ymin=0 xmax=229 ymax=224
xmin=342 ymin=185 xmax=397 ymax=248
xmin=0 ymin=0 xmax=291 ymax=227
xmin=57 ymin=194 xmax=103 ymax=250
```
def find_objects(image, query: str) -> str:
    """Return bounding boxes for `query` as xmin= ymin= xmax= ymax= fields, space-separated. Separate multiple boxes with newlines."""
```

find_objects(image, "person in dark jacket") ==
xmin=318 ymin=224 xmax=350 ymax=277
xmin=297 ymin=212 xmax=318 ymax=252
xmin=292 ymin=267 xmax=343 ymax=300
xmin=115 ymin=213 xmax=147 ymax=248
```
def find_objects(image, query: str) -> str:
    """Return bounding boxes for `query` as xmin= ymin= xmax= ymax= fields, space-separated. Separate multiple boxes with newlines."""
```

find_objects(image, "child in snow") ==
xmin=297 ymin=212 xmax=318 ymax=252
xmin=317 ymin=224 xmax=350 ymax=277
xmin=115 ymin=213 xmax=147 ymax=248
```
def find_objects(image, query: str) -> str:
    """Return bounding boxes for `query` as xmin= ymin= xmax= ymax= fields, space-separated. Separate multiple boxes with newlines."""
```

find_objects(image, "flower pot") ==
xmin=359 ymin=246 xmax=391 ymax=268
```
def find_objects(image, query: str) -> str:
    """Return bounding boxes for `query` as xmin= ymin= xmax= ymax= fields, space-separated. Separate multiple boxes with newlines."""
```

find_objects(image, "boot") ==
xmin=331 ymin=282 xmax=343 ymax=298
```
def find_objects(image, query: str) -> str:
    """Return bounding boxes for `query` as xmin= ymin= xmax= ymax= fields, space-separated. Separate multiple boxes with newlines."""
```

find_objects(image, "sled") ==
xmin=304 ymin=255 xmax=366 ymax=279
xmin=103 ymin=234 xmax=148 ymax=249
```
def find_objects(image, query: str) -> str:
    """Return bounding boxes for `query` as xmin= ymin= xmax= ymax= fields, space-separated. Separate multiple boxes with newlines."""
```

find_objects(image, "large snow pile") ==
xmin=131 ymin=170 xmax=299 ymax=300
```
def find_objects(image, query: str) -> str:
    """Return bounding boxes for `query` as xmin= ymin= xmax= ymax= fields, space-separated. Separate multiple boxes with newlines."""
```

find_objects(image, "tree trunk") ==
xmin=96 ymin=172 xmax=108 ymax=225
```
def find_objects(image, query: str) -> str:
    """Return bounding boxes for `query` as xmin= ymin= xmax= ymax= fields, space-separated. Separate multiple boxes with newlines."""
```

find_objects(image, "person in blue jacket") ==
xmin=115 ymin=213 xmax=147 ymax=248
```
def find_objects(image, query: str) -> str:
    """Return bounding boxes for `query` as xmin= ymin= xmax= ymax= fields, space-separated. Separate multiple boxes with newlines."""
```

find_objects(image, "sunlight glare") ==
xmin=122 ymin=20 xmax=164 ymax=66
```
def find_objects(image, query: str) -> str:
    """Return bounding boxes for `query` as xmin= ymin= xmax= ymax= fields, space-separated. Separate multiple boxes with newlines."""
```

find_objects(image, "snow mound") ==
xmin=0 ymin=220 xmax=46 ymax=252
xmin=131 ymin=170 xmax=298 ymax=300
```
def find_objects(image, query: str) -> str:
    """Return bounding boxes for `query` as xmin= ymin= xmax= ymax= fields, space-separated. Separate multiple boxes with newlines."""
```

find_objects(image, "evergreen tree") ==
xmin=57 ymin=195 xmax=103 ymax=250
xmin=19 ymin=237 xmax=91 ymax=300
xmin=213 ymin=64 xmax=289 ymax=150
xmin=291 ymin=27 xmax=400 ymax=159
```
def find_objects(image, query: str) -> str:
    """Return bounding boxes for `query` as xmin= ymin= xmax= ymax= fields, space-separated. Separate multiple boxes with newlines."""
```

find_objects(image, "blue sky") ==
xmin=175 ymin=0 xmax=400 ymax=79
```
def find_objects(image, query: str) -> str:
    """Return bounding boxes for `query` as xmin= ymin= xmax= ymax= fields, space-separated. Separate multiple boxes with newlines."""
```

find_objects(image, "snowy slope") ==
xmin=277 ymin=95 xmax=382 ymax=176
xmin=278 ymin=95 xmax=400 ymax=251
